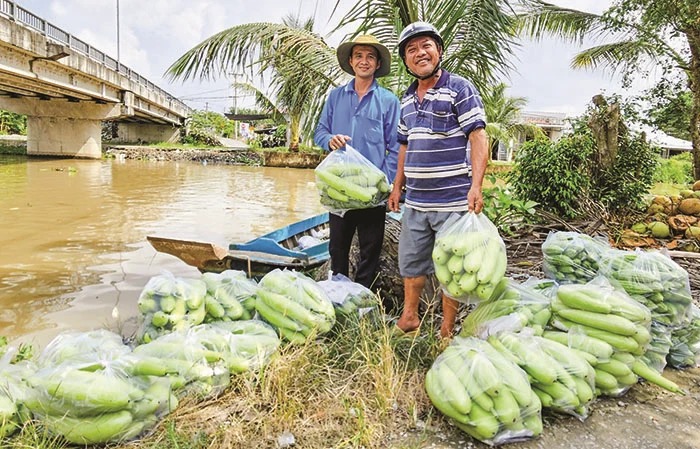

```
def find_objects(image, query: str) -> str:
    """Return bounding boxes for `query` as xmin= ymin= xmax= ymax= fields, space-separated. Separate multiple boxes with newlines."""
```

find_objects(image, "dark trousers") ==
xmin=329 ymin=206 xmax=386 ymax=290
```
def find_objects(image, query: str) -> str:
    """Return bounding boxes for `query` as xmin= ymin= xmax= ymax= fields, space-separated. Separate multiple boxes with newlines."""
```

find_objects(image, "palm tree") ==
xmin=481 ymin=82 xmax=544 ymax=160
xmin=333 ymin=0 xmax=521 ymax=94
xmin=166 ymin=15 xmax=341 ymax=150
xmin=516 ymin=0 xmax=700 ymax=179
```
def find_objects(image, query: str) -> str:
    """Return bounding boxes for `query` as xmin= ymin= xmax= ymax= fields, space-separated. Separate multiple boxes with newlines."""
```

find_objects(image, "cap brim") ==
xmin=336 ymin=42 xmax=392 ymax=78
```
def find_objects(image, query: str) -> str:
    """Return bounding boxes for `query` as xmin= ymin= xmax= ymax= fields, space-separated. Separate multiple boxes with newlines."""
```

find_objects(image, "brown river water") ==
xmin=0 ymin=155 xmax=323 ymax=350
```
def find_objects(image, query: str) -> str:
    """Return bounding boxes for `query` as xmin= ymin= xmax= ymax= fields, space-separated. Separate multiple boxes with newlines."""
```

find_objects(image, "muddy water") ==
xmin=0 ymin=156 xmax=323 ymax=349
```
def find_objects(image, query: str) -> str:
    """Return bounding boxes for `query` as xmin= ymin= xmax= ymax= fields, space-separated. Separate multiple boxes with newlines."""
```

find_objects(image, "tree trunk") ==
xmin=314 ymin=215 xmax=440 ymax=316
xmin=288 ymin=114 xmax=301 ymax=152
xmin=588 ymin=94 xmax=624 ymax=172
xmin=687 ymin=28 xmax=700 ymax=181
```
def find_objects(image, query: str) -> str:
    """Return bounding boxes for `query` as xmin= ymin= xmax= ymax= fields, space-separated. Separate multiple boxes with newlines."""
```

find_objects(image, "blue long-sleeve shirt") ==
xmin=314 ymin=79 xmax=400 ymax=181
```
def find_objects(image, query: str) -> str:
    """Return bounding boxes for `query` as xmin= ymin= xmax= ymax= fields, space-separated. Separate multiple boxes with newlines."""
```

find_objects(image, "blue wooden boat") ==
xmin=147 ymin=212 xmax=330 ymax=277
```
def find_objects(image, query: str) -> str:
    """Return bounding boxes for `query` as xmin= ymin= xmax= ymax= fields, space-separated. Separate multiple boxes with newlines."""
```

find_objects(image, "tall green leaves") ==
xmin=166 ymin=21 xmax=340 ymax=148
xmin=481 ymin=82 xmax=542 ymax=157
xmin=516 ymin=0 xmax=700 ymax=179
xmin=334 ymin=0 xmax=520 ymax=93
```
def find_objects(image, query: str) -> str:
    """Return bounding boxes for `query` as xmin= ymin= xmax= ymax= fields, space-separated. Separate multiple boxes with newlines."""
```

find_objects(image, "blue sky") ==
xmin=14 ymin=0 xmax=641 ymax=117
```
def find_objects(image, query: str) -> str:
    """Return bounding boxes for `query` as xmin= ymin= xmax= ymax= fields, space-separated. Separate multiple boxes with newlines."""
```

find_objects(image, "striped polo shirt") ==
xmin=397 ymin=69 xmax=486 ymax=212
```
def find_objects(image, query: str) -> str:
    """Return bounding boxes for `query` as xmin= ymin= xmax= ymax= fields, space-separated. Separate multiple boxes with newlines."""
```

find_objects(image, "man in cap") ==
xmin=387 ymin=22 xmax=488 ymax=339
xmin=314 ymin=35 xmax=400 ymax=290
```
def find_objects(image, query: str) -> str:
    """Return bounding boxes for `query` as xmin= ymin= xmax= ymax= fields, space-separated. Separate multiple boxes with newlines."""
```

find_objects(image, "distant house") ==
xmin=494 ymin=110 xmax=569 ymax=161
xmin=641 ymin=127 xmax=692 ymax=158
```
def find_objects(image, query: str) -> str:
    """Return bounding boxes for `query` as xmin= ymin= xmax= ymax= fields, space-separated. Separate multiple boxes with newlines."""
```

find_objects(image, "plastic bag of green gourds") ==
xmin=425 ymin=336 xmax=542 ymax=445
xmin=432 ymin=212 xmax=507 ymax=303
xmin=317 ymin=273 xmax=379 ymax=319
xmin=541 ymin=231 xmax=610 ymax=284
xmin=314 ymin=144 xmax=391 ymax=216
xmin=460 ymin=279 xmax=552 ymax=338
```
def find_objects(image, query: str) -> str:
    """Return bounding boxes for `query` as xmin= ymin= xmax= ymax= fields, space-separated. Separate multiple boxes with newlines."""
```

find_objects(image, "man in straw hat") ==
xmin=314 ymin=35 xmax=400 ymax=290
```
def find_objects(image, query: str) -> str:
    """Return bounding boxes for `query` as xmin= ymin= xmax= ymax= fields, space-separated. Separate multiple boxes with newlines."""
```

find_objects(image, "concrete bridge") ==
xmin=0 ymin=0 xmax=192 ymax=158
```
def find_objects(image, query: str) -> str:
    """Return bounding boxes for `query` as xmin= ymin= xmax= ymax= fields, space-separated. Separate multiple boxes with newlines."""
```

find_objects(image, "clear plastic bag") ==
xmin=425 ymin=336 xmax=542 ymax=445
xmin=0 ymin=350 xmax=34 ymax=438
xmin=136 ymin=271 xmax=208 ymax=343
xmin=541 ymin=231 xmax=610 ymax=284
xmin=256 ymin=269 xmax=336 ymax=344
xmin=131 ymin=329 xmax=230 ymax=399
xmin=487 ymin=330 xmax=596 ymax=421
xmin=667 ymin=304 xmax=700 ymax=369
xmin=317 ymin=273 xmax=378 ymax=318
xmin=202 ymin=270 xmax=258 ymax=318
xmin=548 ymin=278 xmax=652 ymax=397
xmin=188 ymin=322 xmax=280 ymax=374
xmin=314 ymin=144 xmax=391 ymax=216
xmin=460 ymin=279 xmax=552 ymax=338
xmin=598 ymin=248 xmax=693 ymax=328
xmin=432 ymin=212 xmax=507 ymax=304
xmin=26 ymin=360 xmax=158 ymax=444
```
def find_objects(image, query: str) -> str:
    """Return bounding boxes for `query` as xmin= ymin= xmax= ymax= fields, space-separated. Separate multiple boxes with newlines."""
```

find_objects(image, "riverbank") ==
xmin=104 ymin=145 xmax=327 ymax=169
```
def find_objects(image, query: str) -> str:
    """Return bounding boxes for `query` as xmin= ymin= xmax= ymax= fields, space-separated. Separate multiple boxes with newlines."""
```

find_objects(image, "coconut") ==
xmin=692 ymin=180 xmax=700 ymax=191
xmin=668 ymin=215 xmax=697 ymax=234
xmin=669 ymin=195 xmax=683 ymax=214
xmin=651 ymin=195 xmax=672 ymax=206
xmin=648 ymin=221 xmax=671 ymax=239
xmin=685 ymin=226 xmax=700 ymax=240
xmin=648 ymin=212 xmax=668 ymax=223
xmin=646 ymin=203 xmax=665 ymax=215
xmin=631 ymin=222 xmax=648 ymax=234
xmin=678 ymin=198 xmax=700 ymax=216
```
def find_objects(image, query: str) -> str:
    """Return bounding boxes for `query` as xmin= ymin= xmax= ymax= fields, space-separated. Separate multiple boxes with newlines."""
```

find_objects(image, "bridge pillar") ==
xmin=0 ymin=97 xmax=120 ymax=159
xmin=111 ymin=122 xmax=180 ymax=144
xmin=27 ymin=116 xmax=102 ymax=158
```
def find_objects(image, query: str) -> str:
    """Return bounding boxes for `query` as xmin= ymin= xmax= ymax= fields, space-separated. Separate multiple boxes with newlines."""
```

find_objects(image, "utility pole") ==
xmin=116 ymin=0 xmax=120 ymax=62
xmin=231 ymin=73 xmax=239 ymax=139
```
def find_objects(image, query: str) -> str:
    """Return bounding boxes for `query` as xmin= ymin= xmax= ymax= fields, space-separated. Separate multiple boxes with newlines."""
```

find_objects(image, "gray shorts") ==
xmin=398 ymin=208 xmax=463 ymax=277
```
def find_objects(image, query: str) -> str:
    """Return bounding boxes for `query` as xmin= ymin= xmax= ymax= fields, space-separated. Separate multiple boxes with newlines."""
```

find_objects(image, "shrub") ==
xmin=653 ymin=152 xmax=693 ymax=184
xmin=508 ymin=135 xmax=593 ymax=219
xmin=591 ymin=134 xmax=658 ymax=211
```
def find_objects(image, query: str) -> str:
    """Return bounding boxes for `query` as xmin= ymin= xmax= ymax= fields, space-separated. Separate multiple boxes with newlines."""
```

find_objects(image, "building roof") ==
xmin=636 ymin=126 xmax=692 ymax=151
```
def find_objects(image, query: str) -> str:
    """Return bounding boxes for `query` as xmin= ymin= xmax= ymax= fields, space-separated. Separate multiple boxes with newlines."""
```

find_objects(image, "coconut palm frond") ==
xmin=515 ymin=0 xmax=609 ymax=44
xmin=165 ymin=23 xmax=332 ymax=83
xmin=571 ymin=39 xmax=662 ymax=73
xmin=232 ymin=82 xmax=285 ymax=122
xmin=334 ymin=0 xmax=520 ymax=92
xmin=445 ymin=0 xmax=519 ymax=90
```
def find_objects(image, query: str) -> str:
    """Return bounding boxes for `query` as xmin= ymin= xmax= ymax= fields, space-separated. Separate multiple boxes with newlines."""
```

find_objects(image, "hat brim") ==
xmin=336 ymin=41 xmax=391 ymax=78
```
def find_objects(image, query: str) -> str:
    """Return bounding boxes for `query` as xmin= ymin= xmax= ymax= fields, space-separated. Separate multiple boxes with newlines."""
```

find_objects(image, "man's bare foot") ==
xmin=439 ymin=324 xmax=455 ymax=340
xmin=396 ymin=315 xmax=420 ymax=333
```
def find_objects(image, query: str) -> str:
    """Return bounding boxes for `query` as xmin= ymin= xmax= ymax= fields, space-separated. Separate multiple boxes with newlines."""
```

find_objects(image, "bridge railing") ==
xmin=0 ymin=0 xmax=190 ymax=113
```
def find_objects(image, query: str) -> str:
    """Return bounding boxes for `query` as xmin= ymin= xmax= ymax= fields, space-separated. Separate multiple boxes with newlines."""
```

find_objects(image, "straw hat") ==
xmin=336 ymin=35 xmax=391 ymax=78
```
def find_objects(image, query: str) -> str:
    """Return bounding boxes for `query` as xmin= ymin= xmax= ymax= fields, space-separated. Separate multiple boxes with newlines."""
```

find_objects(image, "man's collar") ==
xmin=344 ymin=78 xmax=378 ymax=93
xmin=406 ymin=69 xmax=449 ymax=95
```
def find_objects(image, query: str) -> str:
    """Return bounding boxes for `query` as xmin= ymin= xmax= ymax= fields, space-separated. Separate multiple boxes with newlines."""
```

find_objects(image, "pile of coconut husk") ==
xmin=625 ymin=180 xmax=700 ymax=252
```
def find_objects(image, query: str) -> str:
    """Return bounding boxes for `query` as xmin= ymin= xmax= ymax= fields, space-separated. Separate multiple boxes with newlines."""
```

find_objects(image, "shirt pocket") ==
xmin=357 ymin=116 xmax=383 ymax=146
xmin=431 ymin=103 xmax=454 ymax=134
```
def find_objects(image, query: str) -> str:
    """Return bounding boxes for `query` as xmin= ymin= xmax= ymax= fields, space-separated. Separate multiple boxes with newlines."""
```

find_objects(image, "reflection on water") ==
xmin=0 ymin=156 xmax=323 ymax=349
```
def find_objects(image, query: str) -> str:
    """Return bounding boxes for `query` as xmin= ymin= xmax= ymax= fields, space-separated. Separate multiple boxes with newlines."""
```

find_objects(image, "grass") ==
xmin=650 ymin=182 xmax=692 ymax=196
xmin=5 ymin=300 xmax=454 ymax=449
